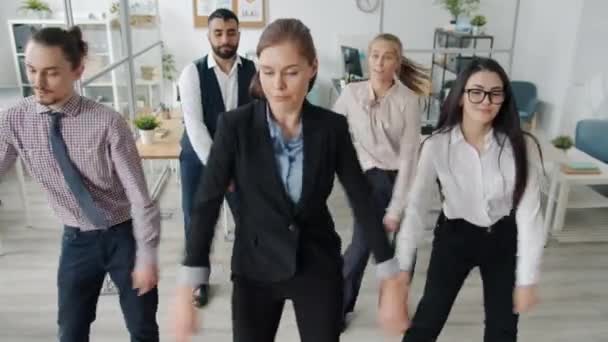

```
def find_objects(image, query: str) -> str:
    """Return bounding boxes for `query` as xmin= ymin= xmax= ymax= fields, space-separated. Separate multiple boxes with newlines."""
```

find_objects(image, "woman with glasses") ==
xmin=395 ymin=57 xmax=545 ymax=341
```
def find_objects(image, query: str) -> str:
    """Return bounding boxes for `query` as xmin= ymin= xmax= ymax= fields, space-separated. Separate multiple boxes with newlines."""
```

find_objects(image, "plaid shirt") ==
xmin=0 ymin=95 xmax=160 ymax=269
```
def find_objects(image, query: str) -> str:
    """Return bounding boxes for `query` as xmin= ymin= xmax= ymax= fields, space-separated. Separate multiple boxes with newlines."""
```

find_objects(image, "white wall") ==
xmin=384 ymin=0 xmax=518 ymax=50
xmin=0 ymin=0 xmax=525 ymax=100
xmin=158 ymin=0 xmax=382 ymax=107
xmin=159 ymin=0 xmax=521 ymax=107
xmin=511 ymin=0 xmax=608 ymax=138
xmin=5 ymin=0 xmax=603 ymax=136
xmin=559 ymin=0 xmax=608 ymax=134
xmin=511 ymin=0 xmax=584 ymax=136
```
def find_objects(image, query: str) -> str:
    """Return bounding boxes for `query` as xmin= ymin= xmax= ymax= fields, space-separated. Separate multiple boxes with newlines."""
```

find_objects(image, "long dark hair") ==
xmin=249 ymin=19 xmax=317 ymax=100
xmin=432 ymin=57 xmax=541 ymax=208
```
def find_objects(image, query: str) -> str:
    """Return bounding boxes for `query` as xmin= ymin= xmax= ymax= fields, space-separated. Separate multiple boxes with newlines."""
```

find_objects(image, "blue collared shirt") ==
xmin=176 ymin=106 xmax=400 ymax=287
xmin=266 ymin=109 xmax=304 ymax=204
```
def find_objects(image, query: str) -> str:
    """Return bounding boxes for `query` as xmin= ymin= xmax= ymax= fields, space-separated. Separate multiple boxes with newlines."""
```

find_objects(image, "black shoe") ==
xmin=192 ymin=284 xmax=209 ymax=308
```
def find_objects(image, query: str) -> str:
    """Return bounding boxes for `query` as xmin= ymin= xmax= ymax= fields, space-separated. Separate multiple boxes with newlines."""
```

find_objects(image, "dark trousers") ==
xmin=180 ymin=151 xmax=240 ymax=238
xmin=403 ymin=213 xmax=519 ymax=342
xmin=342 ymin=168 xmax=406 ymax=315
xmin=231 ymin=270 xmax=343 ymax=342
xmin=57 ymin=221 xmax=159 ymax=342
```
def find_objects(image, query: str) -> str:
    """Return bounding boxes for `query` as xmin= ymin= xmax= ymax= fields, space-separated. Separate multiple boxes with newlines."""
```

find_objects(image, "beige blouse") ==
xmin=333 ymin=79 xmax=422 ymax=220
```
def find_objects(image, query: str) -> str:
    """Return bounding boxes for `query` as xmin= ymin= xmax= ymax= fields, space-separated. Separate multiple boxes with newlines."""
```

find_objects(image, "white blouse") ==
xmin=332 ymin=80 xmax=422 ymax=220
xmin=396 ymin=126 xmax=545 ymax=286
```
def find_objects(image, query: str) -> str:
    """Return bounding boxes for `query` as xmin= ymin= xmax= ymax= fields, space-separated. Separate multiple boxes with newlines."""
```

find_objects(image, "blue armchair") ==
xmin=575 ymin=119 xmax=608 ymax=163
xmin=511 ymin=81 xmax=539 ymax=130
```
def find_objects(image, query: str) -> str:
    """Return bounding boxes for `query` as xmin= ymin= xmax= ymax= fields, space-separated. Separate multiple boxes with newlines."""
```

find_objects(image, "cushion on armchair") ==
xmin=511 ymin=81 xmax=539 ymax=121
xmin=575 ymin=119 xmax=608 ymax=163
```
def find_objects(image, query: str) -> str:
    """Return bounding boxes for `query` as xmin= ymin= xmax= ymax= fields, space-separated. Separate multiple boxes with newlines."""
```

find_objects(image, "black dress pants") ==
xmin=232 ymin=254 xmax=343 ymax=342
xmin=403 ymin=213 xmax=519 ymax=342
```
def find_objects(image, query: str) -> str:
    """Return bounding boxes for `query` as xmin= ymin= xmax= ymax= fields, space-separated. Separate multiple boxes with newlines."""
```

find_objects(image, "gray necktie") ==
xmin=49 ymin=112 xmax=107 ymax=228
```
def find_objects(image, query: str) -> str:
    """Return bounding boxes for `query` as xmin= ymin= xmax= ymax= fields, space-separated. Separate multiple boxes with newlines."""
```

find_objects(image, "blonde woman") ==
xmin=333 ymin=33 xmax=428 ymax=330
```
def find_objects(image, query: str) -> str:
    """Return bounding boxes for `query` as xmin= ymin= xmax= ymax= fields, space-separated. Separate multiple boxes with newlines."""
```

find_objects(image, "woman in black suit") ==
xmin=173 ymin=18 xmax=409 ymax=342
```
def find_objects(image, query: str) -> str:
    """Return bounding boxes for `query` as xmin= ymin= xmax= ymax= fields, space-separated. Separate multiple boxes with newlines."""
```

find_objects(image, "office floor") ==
xmin=1 ymin=166 xmax=608 ymax=341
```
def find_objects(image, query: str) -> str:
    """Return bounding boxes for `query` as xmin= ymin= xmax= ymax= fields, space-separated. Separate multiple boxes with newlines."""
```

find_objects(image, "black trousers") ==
xmin=403 ymin=213 xmax=519 ymax=342
xmin=342 ymin=168 xmax=396 ymax=315
xmin=179 ymin=151 xmax=239 ymax=238
xmin=231 ymin=262 xmax=343 ymax=342
xmin=342 ymin=168 xmax=416 ymax=316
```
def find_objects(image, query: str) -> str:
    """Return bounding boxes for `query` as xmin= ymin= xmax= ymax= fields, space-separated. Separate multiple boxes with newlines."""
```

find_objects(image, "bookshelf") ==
xmin=7 ymin=19 xmax=161 ymax=113
xmin=422 ymin=28 xmax=495 ymax=134
xmin=8 ymin=19 xmax=121 ymax=109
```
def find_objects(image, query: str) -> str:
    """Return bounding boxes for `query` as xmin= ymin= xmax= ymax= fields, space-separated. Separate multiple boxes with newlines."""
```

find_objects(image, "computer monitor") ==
xmin=341 ymin=46 xmax=363 ymax=79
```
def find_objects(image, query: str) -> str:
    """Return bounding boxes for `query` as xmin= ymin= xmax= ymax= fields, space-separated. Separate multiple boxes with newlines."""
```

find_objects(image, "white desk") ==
xmin=136 ymin=118 xmax=233 ymax=239
xmin=543 ymin=147 xmax=608 ymax=242
xmin=136 ymin=118 xmax=183 ymax=201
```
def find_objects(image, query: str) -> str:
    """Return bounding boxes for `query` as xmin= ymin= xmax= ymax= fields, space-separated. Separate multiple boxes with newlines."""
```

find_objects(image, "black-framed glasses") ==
xmin=464 ymin=88 xmax=505 ymax=104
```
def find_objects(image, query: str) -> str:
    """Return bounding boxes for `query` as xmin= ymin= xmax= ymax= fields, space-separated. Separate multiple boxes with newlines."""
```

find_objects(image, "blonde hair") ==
xmin=369 ymin=33 xmax=430 ymax=95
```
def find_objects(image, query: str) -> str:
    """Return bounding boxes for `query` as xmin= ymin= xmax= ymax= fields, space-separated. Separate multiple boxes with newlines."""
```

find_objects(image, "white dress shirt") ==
xmin=178 ymin=55 xmax=242 ymax=164
xmin=396 ymin=126 xmax=545 ymax=286
xmin=332 ymin=80 xmax=421 ymax=220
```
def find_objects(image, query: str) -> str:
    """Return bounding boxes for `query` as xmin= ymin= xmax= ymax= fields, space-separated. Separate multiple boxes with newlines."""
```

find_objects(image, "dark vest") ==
xmin=180 ymin=55 xmax=256 ymax=159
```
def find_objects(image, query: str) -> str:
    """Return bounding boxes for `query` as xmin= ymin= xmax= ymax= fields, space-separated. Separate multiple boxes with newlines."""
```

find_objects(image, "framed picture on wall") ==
xmin=193 ymin=0 xmax=266 ymax=28
xmin=193 ymin=0 xmax=233 ymax=27
xmin=235 ymin=0 xmax=266 ymax=28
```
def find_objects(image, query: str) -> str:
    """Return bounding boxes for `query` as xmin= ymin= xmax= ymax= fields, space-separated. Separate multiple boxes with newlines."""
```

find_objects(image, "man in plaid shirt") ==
xmin=0 ymin=27 xmax=160 ymax=341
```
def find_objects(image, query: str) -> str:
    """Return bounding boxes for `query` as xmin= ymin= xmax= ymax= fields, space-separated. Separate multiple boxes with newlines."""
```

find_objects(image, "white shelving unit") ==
xmin=8 ymin=19 xmax=122 ymax=110
xmin=9 ymin=18 xmax=163 ymax=114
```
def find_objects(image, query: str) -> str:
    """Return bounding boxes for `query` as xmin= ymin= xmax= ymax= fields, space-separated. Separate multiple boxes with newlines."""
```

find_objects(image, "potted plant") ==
xmin=162 ymin=52 xmax=177 ymax=82
xmin=108 ymin=2 xmax=121 ymax=28
xmin=551 ymin=135 xmax=574 ymax=154
xmin=470 ymin=15 xmax=487 ymax=35
xmin=18 ymin=0 xmax=52 ymax=19
xmin=436 ymin=0 xmax=480 ymax=24
xmin=109 ymin=1 xmax=120 ymax=16
xmin=162 ymin=49 xmax=178 ymax=107
xmin=134 ymin=114 xmax=160 ymax=145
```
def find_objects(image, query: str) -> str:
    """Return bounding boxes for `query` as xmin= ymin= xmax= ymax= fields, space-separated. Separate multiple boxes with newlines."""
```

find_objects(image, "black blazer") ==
xmin=184 ymin=99 xmax=394 ymax=283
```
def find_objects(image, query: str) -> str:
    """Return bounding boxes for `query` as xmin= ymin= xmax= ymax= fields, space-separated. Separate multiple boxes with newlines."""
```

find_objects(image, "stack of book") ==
xmin=560 ymin=161 xmax=602 ymax=175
